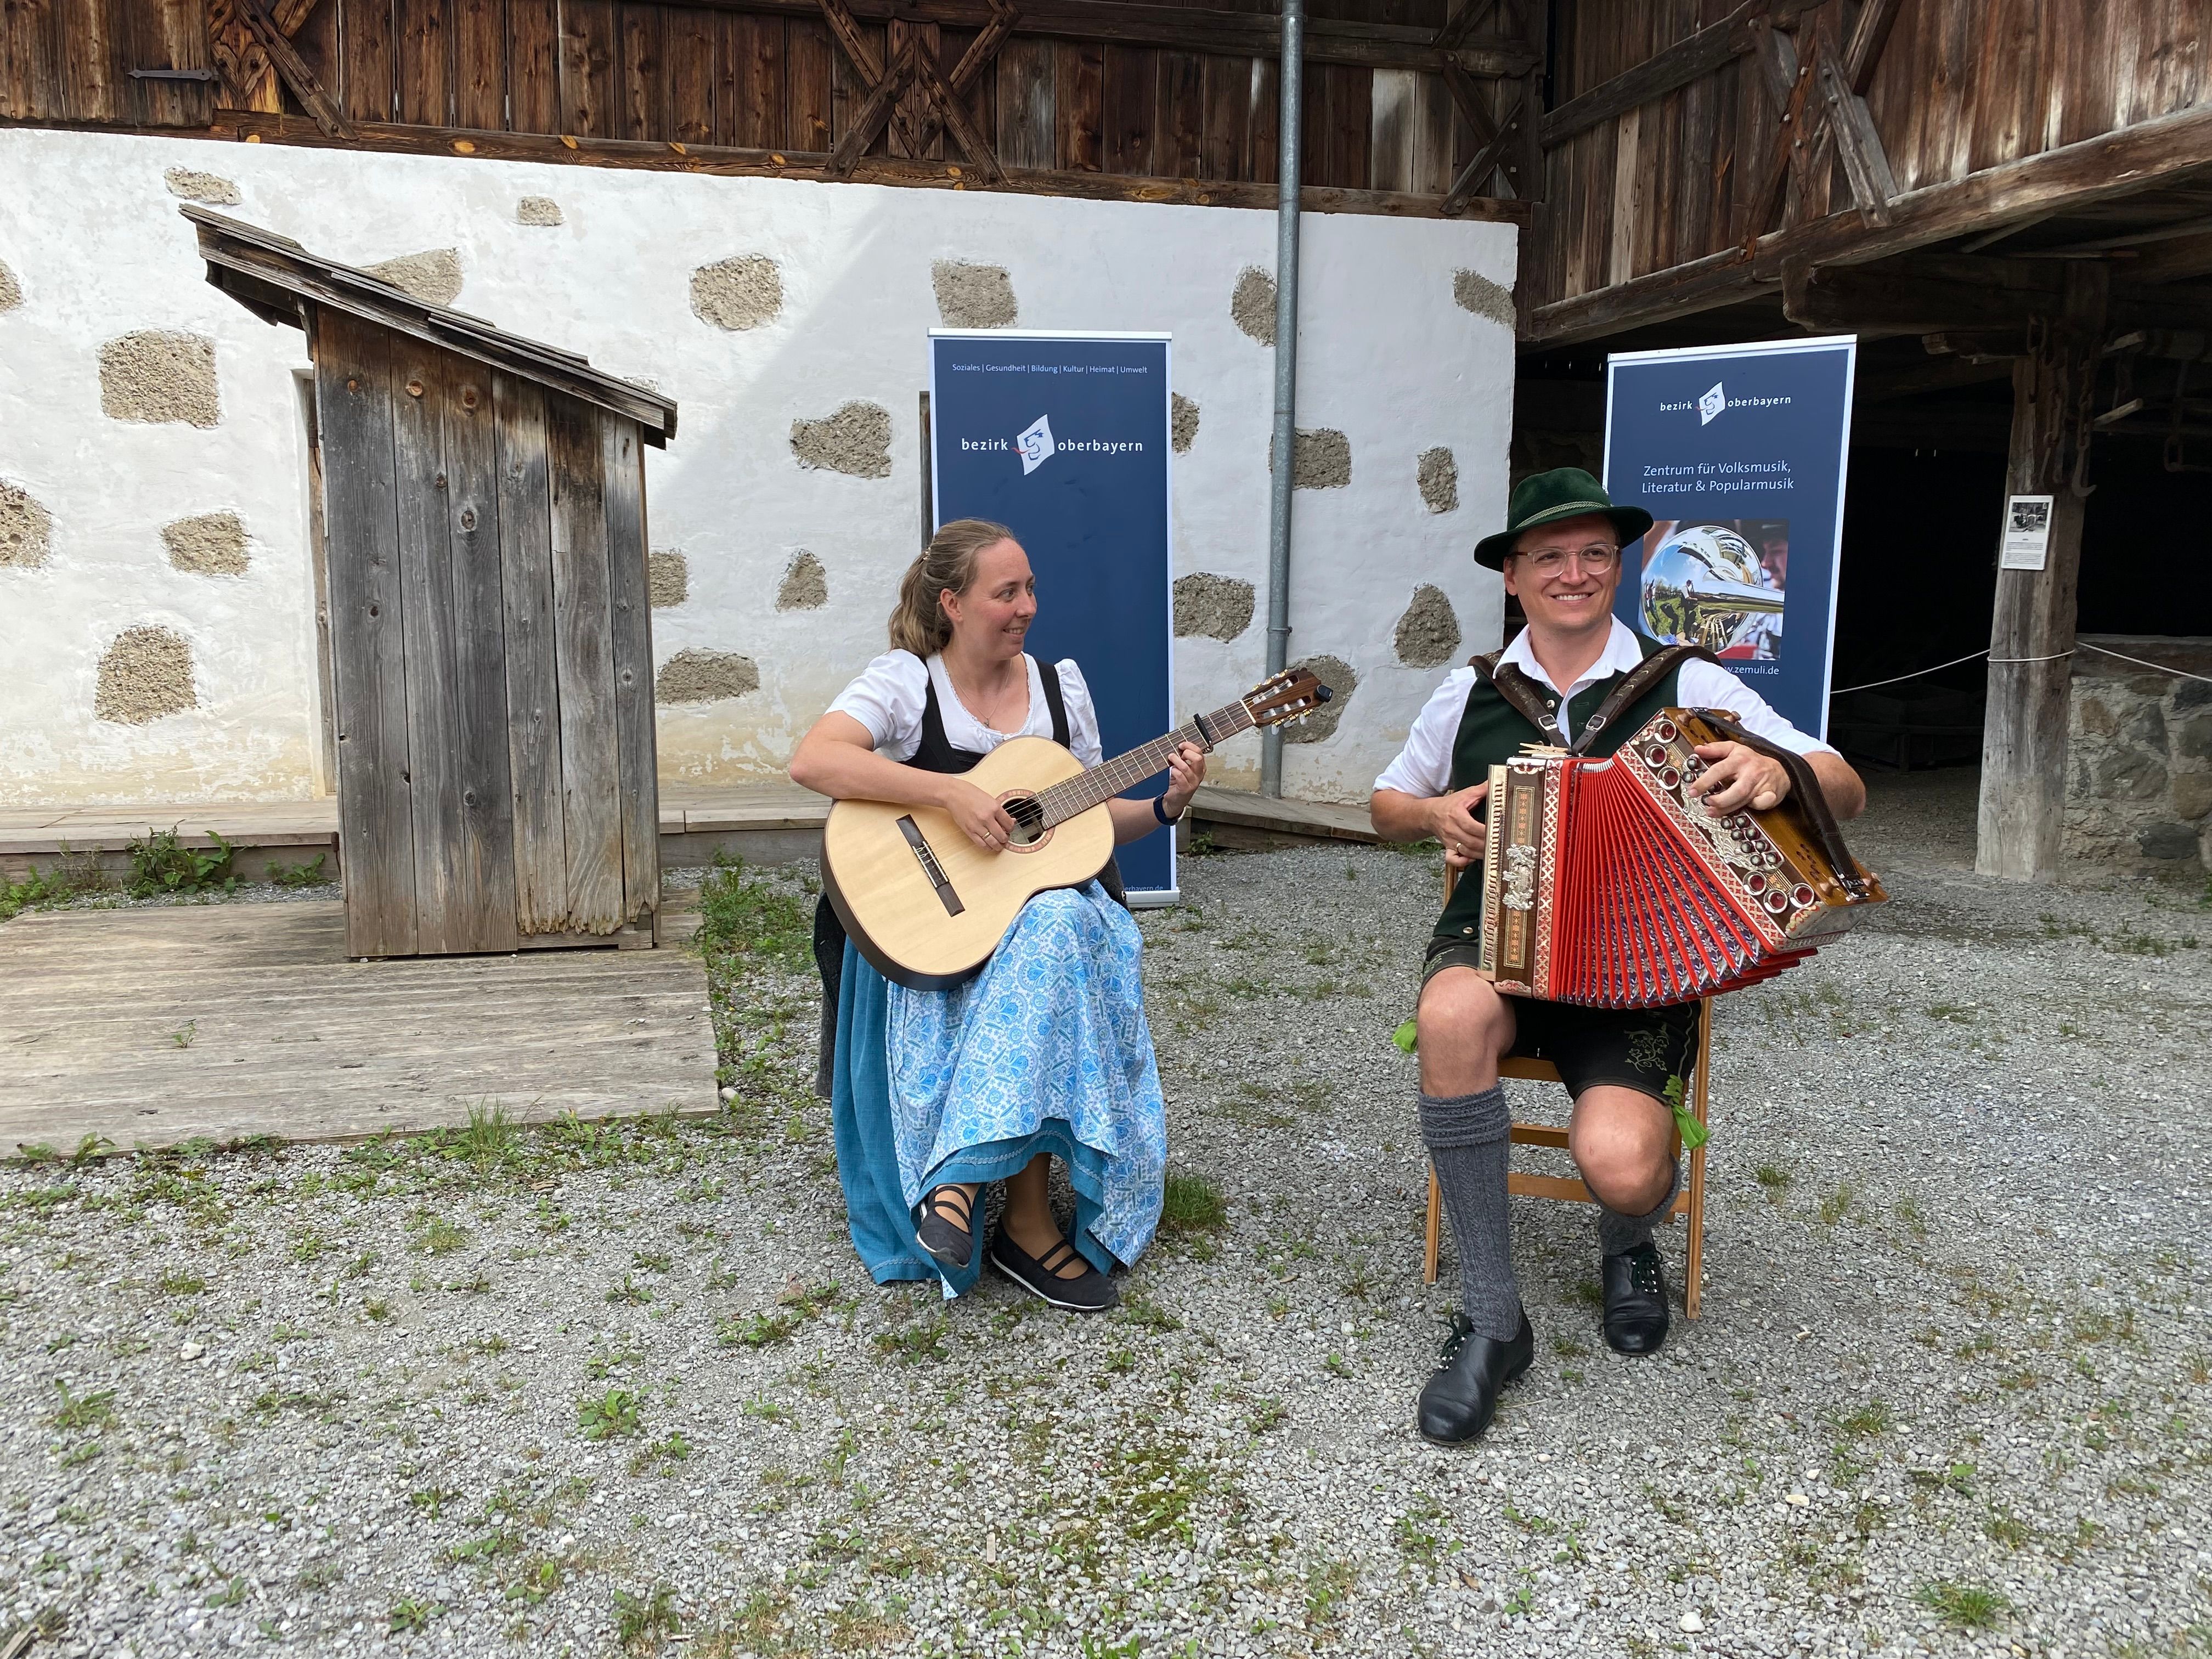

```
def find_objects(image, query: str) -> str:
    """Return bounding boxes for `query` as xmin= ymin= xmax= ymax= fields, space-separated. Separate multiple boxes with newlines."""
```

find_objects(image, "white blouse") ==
xmin=827 ymin=651 xmax=1105 ymax=768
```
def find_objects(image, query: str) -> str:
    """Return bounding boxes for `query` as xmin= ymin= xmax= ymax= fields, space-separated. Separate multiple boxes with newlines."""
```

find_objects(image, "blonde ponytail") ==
xmin=887 ymin=518 xmax=1016 ymax=656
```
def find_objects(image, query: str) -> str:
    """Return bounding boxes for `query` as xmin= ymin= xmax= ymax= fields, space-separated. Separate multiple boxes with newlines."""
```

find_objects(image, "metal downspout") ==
xmin=1260 ymin=0 xmax=1304 ymax=798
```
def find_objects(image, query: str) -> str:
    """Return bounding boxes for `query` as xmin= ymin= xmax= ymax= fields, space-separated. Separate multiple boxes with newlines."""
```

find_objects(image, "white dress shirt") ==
xmin=1373 ymin=618 xmax=1836 ymax=799
xmin=828 ymin=650 xmax=1105 ymax=768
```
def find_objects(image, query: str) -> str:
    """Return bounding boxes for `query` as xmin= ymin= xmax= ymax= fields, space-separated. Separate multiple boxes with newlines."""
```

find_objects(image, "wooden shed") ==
xmin=187 ymin=206 xmax=679 ymax=958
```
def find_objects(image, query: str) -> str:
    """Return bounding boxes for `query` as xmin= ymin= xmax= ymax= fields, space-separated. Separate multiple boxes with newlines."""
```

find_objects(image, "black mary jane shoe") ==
xmin=915 ymin=1185 xmax=979 ymax=1272
xmin=988 ymin=1229 xmax=1119 ymax=1314
xmin=1601 ymin=1242 xmax=1671 ymax=1356
xmin=1416 ymin=1311 xmax=1534 ymax=1446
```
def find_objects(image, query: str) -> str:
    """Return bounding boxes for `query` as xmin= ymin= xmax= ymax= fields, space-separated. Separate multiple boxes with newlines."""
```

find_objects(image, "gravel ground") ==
xmin=2 ymin=772 xmax=2207 ymax=1658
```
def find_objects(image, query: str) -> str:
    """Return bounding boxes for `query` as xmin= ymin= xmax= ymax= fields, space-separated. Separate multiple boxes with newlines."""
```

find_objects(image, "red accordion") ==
xmin=1478 ymin=708 xmax=1887 ymax=1008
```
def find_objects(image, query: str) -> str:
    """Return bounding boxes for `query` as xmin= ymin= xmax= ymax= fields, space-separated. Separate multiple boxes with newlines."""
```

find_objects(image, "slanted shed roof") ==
xmin=183 ymin=206 xmax=679 ymax=446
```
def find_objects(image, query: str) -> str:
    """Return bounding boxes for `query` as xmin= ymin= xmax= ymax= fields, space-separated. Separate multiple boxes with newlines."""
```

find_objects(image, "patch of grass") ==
xmin=457 ymin=1099 xmax=518 ymax=1163
xmin=1984 ymin=1510 xmax=2032 ymax=1548
xmin=577 ymin=1389 xmax=642 ymax=1441
xmin=50 ymin=1381 xmax=116 ymax=1432
xmin=613 ymin=1582 xmax=681 ymax=1652
xmin=1817 ymin=1182 xmax=1861 ymax=1226
xmin=871 ymin=1317 xmax=949 ymax=1365
xmin=126 ymin=826 xmax=238 ymax=898
xmin=1915 ymin=1580 xmax=2009 ymax=1629
xmin=1158 ymin=1170 xmax=1228 ymax=1234
xmin=1120 ymin=1293 xmax=1182 ymax=1333
xmin=693 ymin=855 xmax=810 ymax=970
xmin=1837 ymin=1399 xmax=1892 ymax=1438
xmin=419 ymin=1218 xmax=470 ymax=1257
xmin=1303 ymin=1558 xmax=1359 ymax=1629
xmin=157 ymin=1269 xmax=206 ymax=1296
xmin=718 ymin=1311 xmax=797 ymax=1348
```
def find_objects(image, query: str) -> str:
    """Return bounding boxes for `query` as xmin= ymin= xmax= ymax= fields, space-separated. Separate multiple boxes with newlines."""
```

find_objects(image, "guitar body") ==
xmin=821 ymin=736 xmax=1119 ymax=990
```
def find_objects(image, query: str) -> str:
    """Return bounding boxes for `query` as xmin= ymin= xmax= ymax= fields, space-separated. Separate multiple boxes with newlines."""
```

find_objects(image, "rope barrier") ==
xmin=1830 ymin=642 xmax=2212 ymax=696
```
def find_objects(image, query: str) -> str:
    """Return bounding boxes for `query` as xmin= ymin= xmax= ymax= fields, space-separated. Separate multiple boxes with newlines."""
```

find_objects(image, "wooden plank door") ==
xmin=603 ymin=416 xmax=659 ymax=927
xmin=312 ymin=311 xmax=419 ymax=958
xmin=546 ymin=396 xmax=627 ymax=934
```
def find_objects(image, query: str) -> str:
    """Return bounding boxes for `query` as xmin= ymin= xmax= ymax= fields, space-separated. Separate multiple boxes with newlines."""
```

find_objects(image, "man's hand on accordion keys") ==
xmin=1686 ymin=741 xmax=1792 ymax=815
xmin=1431 ymin=781 xmax=1489 ymax=868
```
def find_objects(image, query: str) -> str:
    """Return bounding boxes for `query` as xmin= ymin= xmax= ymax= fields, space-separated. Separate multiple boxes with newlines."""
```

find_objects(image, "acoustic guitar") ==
xmin=821 ymin=669 xmax=1331 ymax=989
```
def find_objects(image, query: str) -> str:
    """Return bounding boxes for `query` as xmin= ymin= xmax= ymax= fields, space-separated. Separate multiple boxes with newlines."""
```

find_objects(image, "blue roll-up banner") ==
xmin=928 ymin=330 xmax=1177 ymax=902
xmin=1602 ymin=335 xmax=1858 ymax=741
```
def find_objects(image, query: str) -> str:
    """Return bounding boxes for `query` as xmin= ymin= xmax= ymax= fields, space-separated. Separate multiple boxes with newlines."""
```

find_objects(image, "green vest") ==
xmin=1432 ymin=636 xmax=1686 ymax=943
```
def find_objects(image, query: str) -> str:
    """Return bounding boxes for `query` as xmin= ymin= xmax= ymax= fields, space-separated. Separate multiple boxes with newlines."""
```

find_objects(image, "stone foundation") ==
xmin=2066 ymin=636 xmax=2212 ymax=872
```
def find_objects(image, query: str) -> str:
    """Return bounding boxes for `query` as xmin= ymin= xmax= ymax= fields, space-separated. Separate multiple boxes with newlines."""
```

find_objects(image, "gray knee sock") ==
xmin=1596 ymin=1158 xmax=1681 ymax=1256
xmin=1421 ymin=1086 xmax=1522 ymax=1341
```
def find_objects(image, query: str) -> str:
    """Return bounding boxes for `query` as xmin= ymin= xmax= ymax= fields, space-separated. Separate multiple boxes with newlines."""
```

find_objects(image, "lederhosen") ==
xmin=811 ymin=658 xmax=1124 ymax=1094
xmin=1422 ymin=636 xmax=1713 ymax=1103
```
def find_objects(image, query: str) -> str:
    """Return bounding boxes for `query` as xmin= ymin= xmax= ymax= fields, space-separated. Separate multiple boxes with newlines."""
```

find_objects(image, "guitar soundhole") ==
xmin=1001 ymin=794 xmax=1047 ymax=849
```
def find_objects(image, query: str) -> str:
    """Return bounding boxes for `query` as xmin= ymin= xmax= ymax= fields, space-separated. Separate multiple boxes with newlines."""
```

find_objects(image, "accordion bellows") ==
xmin=1479 ymin=708 xmax=1887 ymax=1008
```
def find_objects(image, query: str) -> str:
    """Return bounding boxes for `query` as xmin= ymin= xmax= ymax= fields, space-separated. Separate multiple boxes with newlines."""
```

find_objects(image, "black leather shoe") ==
xmin=1601 ymin=1243 xmax=1671 ymax=1355
xmin=1415 ymin=1311 xmax=1533 ymax=1445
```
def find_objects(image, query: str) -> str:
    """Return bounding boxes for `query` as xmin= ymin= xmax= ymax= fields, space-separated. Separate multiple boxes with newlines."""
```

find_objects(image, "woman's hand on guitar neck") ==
xmin=938 ymin=778 xmax=1020 ymax=853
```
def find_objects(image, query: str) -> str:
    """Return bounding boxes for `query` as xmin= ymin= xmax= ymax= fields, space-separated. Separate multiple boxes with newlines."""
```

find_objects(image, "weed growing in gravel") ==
xmin=1303 ymin=1558 xmax=1359 ymax=1629
xmin=1119 ymin=1292 xmax=1181 ymax=1332
xmin=693 ymin=855 xmax=811 ymax=969
xmin=1392 ymin=1494 xmax=1446 ymax=1568
xmin=578 ymin=1389 xmax=642 ymax=1440
xmin=631 ymin=1430 xmax=691 ymax=1474
xmin=126 ymin=826 xmax=239 ymax=898
xmin=50 ymin=1381 xmax=116 ymax=1432
xmin=418 ymin=1218 xmax=470 ymax=1256
xmin=1915 ymin=1580 xmax=2009 ymax=1629
xmin=606 ymin=1274 xmax=653 ymax=1306
xmin=408 ymin=1487 xmax=460 ymax=1519
xmin=872 ymin=1316 xmax=950 ymax=1364
xmin=157 ymin=1269 xmax=205 ymax=1295
xmin=387 ymin=1596 xmax=441 ymax=1633
xmin=719 ymin=1311 xmax=797 ymax=1348
xmin=1249 ymin=1398 xmax=1286 ymax=1433
xmin=1984 ymin=1509 xmax=2032 ymax=1547
xmin=1159 ymin=1170 xmax=1228 ymax=1234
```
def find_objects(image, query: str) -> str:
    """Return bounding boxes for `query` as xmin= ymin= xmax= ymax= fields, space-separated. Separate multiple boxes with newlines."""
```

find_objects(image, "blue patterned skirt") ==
xmin=828 ymin=882 xmax=1168 ymax=1296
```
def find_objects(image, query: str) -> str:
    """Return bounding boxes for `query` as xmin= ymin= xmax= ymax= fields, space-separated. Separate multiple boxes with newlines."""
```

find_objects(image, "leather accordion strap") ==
xmin=1695 ymin=710 xmax=1871 ymax=896
xmin=1471 ymin=643 xmax=1719 ymax=755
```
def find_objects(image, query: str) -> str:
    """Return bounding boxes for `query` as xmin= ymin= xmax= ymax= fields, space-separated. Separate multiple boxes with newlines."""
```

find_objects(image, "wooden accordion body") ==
xmin=1479 ymin=708 xmax=1888 ymax=1008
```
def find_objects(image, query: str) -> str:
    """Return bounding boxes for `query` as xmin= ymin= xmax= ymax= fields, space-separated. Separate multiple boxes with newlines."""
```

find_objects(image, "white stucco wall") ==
xmin=0 ymin=128 xmax=1514 ymax=808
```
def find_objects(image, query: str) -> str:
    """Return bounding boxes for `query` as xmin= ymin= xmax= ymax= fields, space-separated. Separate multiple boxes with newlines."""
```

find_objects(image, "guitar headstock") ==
xmin=1242 ymin=668 xmax=1333 ymax=728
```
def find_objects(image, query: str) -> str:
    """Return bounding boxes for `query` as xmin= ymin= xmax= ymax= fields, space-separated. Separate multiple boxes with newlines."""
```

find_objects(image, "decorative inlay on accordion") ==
xmin=1479 ymin=708 xmax=1888 ymax=1008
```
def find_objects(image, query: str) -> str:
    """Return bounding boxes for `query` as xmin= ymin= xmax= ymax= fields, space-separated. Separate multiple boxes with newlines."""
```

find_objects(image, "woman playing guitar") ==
xmin=789 ymin=520 xmax=1205 ymax=1312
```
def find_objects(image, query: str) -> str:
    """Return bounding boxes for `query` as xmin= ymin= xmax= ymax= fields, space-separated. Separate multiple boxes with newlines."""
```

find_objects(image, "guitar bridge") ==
xmin=896 ymin=816 xmax=964 ymax=917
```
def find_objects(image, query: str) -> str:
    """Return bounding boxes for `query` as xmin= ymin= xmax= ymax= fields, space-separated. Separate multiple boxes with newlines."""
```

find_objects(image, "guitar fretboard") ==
xmin=1035 ymin=699 xmax=1259 ymax=826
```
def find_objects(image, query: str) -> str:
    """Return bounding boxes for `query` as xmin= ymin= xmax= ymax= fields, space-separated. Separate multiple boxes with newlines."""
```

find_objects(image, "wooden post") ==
xmin=1975 ymin=264 xmax=2108 ymax=882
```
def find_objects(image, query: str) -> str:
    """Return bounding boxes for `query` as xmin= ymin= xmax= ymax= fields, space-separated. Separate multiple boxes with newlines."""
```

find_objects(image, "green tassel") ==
xmin=1664 ymin=1075 xmax=1709 ymax=1152
xmin=1392 ymin=1019 xmax=1418 ymax=1055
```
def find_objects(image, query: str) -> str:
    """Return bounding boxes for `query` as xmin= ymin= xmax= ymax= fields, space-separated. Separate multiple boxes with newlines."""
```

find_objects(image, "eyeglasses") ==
xmin=1511 ymin=544 xmax=1618 ymax=577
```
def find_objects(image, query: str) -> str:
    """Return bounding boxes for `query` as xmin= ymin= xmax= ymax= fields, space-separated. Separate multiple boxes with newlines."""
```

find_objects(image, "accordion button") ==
xmin=1463 ymin=926 xmax=1476 ymax=935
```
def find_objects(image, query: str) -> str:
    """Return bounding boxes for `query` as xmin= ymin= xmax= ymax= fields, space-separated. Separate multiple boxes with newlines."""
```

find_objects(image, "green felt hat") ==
xmin=1474 ymin=467 xmax=1654 ymax=571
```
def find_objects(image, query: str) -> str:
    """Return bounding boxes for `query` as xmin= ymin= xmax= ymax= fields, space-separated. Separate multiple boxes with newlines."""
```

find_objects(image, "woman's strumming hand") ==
xmin=940 ymin=779 xmax=1019 ymax=853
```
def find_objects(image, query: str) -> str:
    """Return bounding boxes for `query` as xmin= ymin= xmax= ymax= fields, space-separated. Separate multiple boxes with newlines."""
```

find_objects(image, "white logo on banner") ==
xmin=1698 ymin=382 xmax=1727 ymax=425
xmin=1016 ymin=415 xmax=1056 ymax=475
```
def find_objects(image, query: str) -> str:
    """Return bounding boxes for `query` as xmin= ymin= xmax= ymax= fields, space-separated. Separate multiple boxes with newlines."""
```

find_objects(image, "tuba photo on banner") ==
xmin=927 ymin=329 xmax=1178 ymax=901
xmin=1601 ymin=335 xmax=1858 ymax=741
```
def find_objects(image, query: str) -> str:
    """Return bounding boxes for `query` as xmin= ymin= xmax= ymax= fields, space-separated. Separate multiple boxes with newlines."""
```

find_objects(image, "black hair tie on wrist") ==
xmin=1153 ymin=795 xmax=1176 ymax=826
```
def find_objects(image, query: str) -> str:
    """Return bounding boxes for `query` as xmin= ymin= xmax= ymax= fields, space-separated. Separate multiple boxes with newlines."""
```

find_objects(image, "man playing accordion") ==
xmin=1370 ymin=468 xmax=1867 ymax=1447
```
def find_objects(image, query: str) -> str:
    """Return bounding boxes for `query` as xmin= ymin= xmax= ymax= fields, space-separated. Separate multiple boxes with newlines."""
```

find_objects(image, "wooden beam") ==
xmin=826 ymin=32 xmax=912 ymax=173
xmin=1976 ymin=264 xmax=2108 ymax=883
xmin=210 ymin=110 xmax=1532 ymax=221
xmin=1781 ymin=259 xmax=2052 ymax=334
xmin=905 ymin=0 xmax=1019 ymax=166
xmin=1526 ymin=102 xmax=2212 ymax=347
xmin=1814 ymin=45 xmax=1895 ymax=225
xmin=1741 ymin=15 xmax=1819 ymax=240
xmin=1444 ymin=83 xmax=1520 ymax=213
xmin=1539 ymin=0 xmax=1757 ymax=151
xmin=1841 ymin=0 xmax=1904 ymax=92
xmin=234 ymin=0 xmax=354 ymax=139
xmin=912 ymin=44 xmax=1005 ymax=182
xmin=2126 ymin=229 xmax=2212 ymax=286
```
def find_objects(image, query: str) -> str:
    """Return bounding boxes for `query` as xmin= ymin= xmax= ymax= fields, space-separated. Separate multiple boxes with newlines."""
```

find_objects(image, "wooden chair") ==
xmin=1420 ymin=865 xmax=1712 ymax=1318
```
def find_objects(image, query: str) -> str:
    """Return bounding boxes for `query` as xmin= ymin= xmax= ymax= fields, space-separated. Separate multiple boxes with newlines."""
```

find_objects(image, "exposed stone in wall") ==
xmin=1171 ymin=393 xmax=1199 ymax=454
xmin=517 ymin=196 xmax=565 ymax=227
xmin=777 ymin=551 xmax=828 ymax=611
xmin=657 ymin=648 xmax=760 ymax=704
xmin=1393 ymin=584 xmax=1460 ymax=669
xmin=164 ymin=167 xmax=240 ymax=205
xmin=99 ymin=331 xmax=219 ymax=427
xmin=1453 ymin=268 xmax=1515 ymax=329
xmin=791 ymin=402 xmax=892 ymax=478
xmin=1417 ymin=446 xmax=1459 ymax=514
xmin=932 ymin=261 xmax=1018 ymax=329
xmin=647 ymin=550 xmax=688 ymax=608
xmin=2066 ymin=646 xmax=2212 ymax=871
xmin=1 ymin=481 xmax=52 ymax=568
xmin=691 ymin=254 xmax=783 ymax=331
xmin=1268 ymin=428 xmax=1351 ymax=490
xmin=1282 ymin=654 xmax=1356 ymax=744
xmin=364 ymin=249 xmax=464 ymax=308
xmin=95 ymin=625 xmax=195 ymax=725
xmin=1231 ymin=267 xmax=1276 ymax=345
xmin=0 ymin=259 xmax=22 ymax=313
xmin=1173 ymin=573 xmax=1254 ymax=641
xmin=162 ymin=511 xmax=250 ymax=577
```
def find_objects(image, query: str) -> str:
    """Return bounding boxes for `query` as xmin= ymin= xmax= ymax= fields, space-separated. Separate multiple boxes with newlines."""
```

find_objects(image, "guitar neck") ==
xmin=1035 ymin=699 xmax=1257 ymax=826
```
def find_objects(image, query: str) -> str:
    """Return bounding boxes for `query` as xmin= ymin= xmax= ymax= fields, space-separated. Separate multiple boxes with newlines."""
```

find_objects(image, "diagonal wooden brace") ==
xmin=1443 ymin=82 xmax=1521 ymax=212
xmin=1742 ymin=17 xmax=1822 ymax=242
xmin=236 ymin=0 xmax=353 ymax=139
xmin=828 ymin=32 xmax=916 ymax=174
xmin=913 ymin=49 xmax=1007 ymax=181
xmin=906 ymin=0 xmax=1019 ymax=171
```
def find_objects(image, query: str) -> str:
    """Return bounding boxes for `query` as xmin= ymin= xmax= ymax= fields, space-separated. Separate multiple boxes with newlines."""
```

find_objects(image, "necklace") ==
xmin=944 ymin=656 xmax=1029 ymax=735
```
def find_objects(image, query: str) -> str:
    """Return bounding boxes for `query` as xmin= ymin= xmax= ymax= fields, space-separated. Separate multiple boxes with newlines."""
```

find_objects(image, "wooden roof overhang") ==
xmin=183 ymin=205 xmax=681 ymax=445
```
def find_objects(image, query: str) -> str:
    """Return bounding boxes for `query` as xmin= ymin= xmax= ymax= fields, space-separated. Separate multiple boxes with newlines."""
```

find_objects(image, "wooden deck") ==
xmin=0 ymin=901 xmax=714 ymax=1155
xmin=1 ymin=781 xmax=1379 ymax=882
